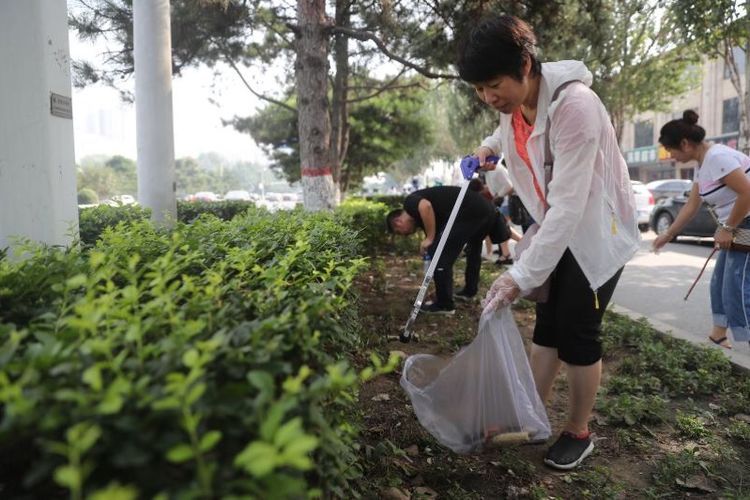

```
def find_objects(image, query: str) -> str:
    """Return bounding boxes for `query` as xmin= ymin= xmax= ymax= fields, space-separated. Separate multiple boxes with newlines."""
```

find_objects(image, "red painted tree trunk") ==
xmin=296 ymin=0 xmax=336 ymax=210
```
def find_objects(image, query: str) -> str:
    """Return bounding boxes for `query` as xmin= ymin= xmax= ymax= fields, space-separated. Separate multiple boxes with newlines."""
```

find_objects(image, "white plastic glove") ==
xmin=481 ymin=272 xmax=521 ymax=315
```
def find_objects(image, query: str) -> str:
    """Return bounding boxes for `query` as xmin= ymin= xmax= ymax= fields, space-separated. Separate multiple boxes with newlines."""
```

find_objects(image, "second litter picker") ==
xmin=400 ymin=154 xmax=499 ymax=343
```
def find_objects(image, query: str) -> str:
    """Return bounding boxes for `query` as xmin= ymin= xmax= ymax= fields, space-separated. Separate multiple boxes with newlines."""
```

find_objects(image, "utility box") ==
xmin=0 ymin=0 xmax=79 ymax=251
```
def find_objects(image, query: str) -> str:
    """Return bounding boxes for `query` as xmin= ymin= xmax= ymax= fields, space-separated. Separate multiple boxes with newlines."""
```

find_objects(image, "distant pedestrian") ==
xmin=386 ymin=186 xmax=511 ymax=314
xmin=652 ymin=110 xmax=750 ymax=350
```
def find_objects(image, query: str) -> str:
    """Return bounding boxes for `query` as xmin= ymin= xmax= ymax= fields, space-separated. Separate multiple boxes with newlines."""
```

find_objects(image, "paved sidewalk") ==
xmin=611 ymin=232 xmax=750 ymax=371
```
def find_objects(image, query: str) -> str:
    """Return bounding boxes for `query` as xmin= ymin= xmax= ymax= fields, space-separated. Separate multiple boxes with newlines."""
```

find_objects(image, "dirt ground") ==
xmin=354 ymin=252 xmax=750 ymax=499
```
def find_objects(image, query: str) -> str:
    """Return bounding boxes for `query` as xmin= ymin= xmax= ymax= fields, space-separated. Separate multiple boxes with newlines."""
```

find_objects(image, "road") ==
xmin=611 ymin=231 xmax=750 ymax=370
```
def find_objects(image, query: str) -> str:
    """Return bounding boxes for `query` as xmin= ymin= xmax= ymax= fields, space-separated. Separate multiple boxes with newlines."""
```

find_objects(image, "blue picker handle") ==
xmin=460 ymin=155 xmax=500 ymax=180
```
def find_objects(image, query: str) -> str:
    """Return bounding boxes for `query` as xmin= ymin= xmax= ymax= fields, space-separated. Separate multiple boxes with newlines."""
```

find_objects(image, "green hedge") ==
xmin=78 ymin=204 xmax=152 ymax=248
xmin=0 ymin=208 xmax=396 ymax=498
xmin=176 ymin=200 xmax=258 ymax=223
xmin=79 ymin=200 xmax=397 ymax=253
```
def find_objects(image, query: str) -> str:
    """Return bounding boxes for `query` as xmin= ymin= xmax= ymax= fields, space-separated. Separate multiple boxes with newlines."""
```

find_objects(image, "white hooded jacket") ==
xmin=480 ymin=60 xmax=640 ymax=294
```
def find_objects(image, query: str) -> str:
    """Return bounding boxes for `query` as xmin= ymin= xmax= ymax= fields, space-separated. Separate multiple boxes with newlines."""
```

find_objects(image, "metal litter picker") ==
xmin=400 ymin=155 xmax=499 ymax=343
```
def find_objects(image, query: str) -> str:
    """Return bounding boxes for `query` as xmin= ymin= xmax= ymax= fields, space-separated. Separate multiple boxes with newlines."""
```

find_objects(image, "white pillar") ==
xmin=134 ymin=0 xmax=177 ymax=225
xmin=0 ymin=0 xmax=78 ymax=251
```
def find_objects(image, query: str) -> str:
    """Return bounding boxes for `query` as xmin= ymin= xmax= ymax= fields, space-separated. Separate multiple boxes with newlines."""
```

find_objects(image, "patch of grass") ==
xmin=726 ymin=419 xmax=750 ymax=443
xmin=490 ymin=448 xmax=538 ymax=482
xmin=564 ymin=466 xmax=624 ymax=499
xmin=648 ymin=449 xmax=706 ymax=497
xmin=613 ymin=427 xmax=648 ymax=452
xmin=675 ymin=411 xmax=711 ymax=440
xmin=597 ymin=393 xmax=668 ymax=427
xmin=605 ymin=374 xmax=663 ymax=396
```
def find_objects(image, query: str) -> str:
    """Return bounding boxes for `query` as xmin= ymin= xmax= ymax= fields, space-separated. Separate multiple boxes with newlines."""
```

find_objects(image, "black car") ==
xmin=649 ymin=194 xmax=717 ymax=239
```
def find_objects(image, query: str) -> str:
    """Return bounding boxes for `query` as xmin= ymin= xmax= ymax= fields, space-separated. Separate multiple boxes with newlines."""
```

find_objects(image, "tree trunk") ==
xmin=296 ymin=0 xmax=336 ymax=210
xmin=330 ymin=0 xmax=350 ymax=199
xmin=134 ymin=0 xmax=177 ymax=225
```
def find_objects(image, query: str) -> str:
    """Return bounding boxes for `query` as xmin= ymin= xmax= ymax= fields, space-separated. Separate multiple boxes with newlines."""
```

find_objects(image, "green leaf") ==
xmin=260 ymin=401 xmax=288 ymax=442
xmin=88 ymin=482 xmax=139 ymax=500
xmin=274 ymin=417 xmax=303 ymax=449
xmin=166 ymin=444 xmax=194 ymax=463
xmin=97 ymin=393 xmax=124 ymax=415
xmin=199 ymin=430 xmax=222 ymax=453
xmin=282 ymin=434 xmax=318 ymax=459
xmin=65 ymin=274 xmax=87 ymax=289
xmin=54 ymin=465 xmax=80 ymax=489
xmin=234 ymin=441 xmax=277 ymax=477
xmin=186 ymin=383 xmax=206 ymax=406
xmin=182 ymin=349 xmax=199 ymax=368
xmin=82 ymin=365 xmax=103 ymax=392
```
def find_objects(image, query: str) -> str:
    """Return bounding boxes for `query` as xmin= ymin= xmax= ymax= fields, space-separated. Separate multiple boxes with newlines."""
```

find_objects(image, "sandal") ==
xmin=495 ymin=255 xmax=513 ymax=266
xmin=709 ymin=336 xmax=732 ymax=349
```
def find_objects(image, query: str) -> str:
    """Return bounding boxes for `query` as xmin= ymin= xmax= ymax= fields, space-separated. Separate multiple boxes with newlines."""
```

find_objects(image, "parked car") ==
xmin=649 ymin=193 xmax=717 ymax=240
xmin=224 ymin=190 xmax=251 ymax=201
xmin=646 ymin=179 xmax=693 ymax=203
xmin=630 ymin=181 xmax=655 ymax=232
xmin=103 ymin=194 xmax=137 ymax=206
xmin=193 ymin=191 xmax=219 ymax=202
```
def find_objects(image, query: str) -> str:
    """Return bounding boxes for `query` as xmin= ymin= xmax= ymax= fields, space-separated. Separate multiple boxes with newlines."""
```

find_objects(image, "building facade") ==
xmin=620 ymin=49 xmax=746 ymax=182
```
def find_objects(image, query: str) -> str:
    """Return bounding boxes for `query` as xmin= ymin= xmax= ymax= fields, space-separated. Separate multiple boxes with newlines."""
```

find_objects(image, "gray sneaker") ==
xmin=543 ymin=432 xmax=594 ymax=470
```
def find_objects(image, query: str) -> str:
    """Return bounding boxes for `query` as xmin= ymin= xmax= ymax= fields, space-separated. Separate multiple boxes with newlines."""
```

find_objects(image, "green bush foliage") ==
xmin=177 ymin=200 xmax=258 ymax=223
xmin=0 ymin=207 xmax=396 ymax=498
xmin=334 ymin=198 xmax=390 ymax=253
xmin=78 ymin=205 xmax=151 ymax=248
xmin=77 ymin=188 xmax=99 ymax=205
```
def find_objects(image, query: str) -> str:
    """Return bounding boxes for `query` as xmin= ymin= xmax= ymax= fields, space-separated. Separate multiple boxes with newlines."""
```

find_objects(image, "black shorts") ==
xmin=533 ymin=249 xmax=622 ymax=366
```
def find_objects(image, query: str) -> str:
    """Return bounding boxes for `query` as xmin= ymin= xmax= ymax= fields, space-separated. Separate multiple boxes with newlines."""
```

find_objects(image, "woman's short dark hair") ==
xmin=385 ymin=208 xmax=404 ymax=233
xmin=658 ymin=110 xmax=706 ymax=148
xmin=456 ymin=14 xmax=542 ymax=83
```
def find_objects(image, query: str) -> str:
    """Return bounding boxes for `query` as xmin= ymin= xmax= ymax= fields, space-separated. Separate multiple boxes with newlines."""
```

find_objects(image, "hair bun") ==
xmin=683 ymin=109 xmax=699 ymax=125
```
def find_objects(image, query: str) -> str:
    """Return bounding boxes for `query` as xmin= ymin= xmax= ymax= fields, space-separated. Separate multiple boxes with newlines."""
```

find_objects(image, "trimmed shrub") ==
xmin=177 ymin=200 xmax=258 ymax=223
xmin=77 ymin=188 xmax=99 ymax=204
xmin=78 ymin=204 xmax=151 ymax=248
xmin=0 ymin=209 xmax=395 ymax=498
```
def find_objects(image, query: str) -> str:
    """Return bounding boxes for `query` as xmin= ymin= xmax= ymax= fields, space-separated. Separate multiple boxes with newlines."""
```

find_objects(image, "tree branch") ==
xmin=222 ymin=51 xmax=297 ymax=113
xmin=331 ymin=25 xmax=456 ymax=79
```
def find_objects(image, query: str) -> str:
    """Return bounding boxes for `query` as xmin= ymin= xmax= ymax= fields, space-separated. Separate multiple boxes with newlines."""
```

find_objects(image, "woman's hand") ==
xmin=714 ymin=226 xmax=734 ymax=250
xmin=474 ymin=146 xmax=498 ymax=171
xmin=651 ymin=232 xmax=673 ymax=253
xmin=481 ymin=273 xmax=520 ymax=314
xmin=419 ymin=237 xmax=434 ymax=256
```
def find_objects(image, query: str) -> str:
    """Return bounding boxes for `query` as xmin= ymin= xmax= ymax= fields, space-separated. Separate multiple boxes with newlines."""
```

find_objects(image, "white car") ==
xmin=224 ymin=190 xmax=251 ymax=201
xmin=103 ymin=194 xmax=137 ymax=206
xmin=631 ymin=181 xmax=655 ymax=232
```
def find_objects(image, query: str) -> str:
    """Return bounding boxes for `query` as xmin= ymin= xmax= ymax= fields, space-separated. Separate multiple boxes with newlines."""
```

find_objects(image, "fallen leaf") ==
xmin=405 ymin=444 xmax=419 ymax=457
xmin=414 ymin=486 xmax=438 ymax=498
xmin=371 ymin=393 xmax=391 ymax=402
xmin=675 ymin=474 xmax=716 ymax=494
xmin=734 ymin=413 xmax=750 ymax=424
xmin=382 ymin=487 xmax=411 ymax=500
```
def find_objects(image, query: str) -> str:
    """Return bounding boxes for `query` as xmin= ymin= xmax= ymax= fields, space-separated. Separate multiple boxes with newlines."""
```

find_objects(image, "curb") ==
xmin=610 ymin=303 xmax=750 ymax=373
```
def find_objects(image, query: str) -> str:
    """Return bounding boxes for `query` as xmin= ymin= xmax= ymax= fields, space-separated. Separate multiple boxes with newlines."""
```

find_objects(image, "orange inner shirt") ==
xmin=511 ymin=108 xmax=547 ymax=208
xmin=512 ymin=108 xmax=534 ymax=169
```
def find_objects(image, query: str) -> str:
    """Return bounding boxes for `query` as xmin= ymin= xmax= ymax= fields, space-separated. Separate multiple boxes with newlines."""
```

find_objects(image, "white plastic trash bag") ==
xmin=400 ymin=306 xmax=551 ymax=453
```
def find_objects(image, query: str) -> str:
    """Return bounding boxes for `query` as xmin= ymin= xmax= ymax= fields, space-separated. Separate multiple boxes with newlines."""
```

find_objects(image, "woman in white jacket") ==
xmin=457 ymin=15 xmax=639 ymax=469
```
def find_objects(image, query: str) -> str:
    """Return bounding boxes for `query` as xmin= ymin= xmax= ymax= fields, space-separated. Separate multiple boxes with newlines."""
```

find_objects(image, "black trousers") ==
xmin=429 ymin=213 xmax=502 ymax=308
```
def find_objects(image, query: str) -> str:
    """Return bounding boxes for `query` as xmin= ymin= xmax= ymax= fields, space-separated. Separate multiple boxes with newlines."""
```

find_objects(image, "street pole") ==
xmin=0 ymin=0 xmax=78 ymax=252
xmin=134 ymin=0 xmax=177 ymax=226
